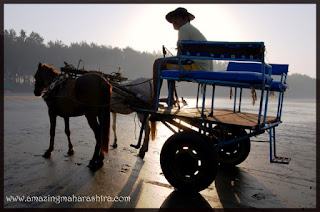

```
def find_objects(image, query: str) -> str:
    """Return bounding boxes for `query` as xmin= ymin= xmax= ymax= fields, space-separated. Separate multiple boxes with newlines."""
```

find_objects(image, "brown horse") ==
xmin=34 ymin=63 xmax=112 ymax=169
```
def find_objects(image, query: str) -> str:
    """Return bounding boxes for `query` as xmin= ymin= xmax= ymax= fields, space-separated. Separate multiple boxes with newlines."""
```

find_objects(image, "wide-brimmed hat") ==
xmin=165 ymin=7 xmax=195 ymax=23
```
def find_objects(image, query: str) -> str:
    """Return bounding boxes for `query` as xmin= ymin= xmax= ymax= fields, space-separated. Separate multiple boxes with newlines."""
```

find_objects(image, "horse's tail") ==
xmin=150 ymin=121 xmax=157 ymax=141
xmin=100 ymin=81 xmax=112 ymax=153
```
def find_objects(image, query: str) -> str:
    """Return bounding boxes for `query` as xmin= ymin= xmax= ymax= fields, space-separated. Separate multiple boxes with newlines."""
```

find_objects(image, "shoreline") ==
xmin=4 ymin=91 xmax=317 ymax=102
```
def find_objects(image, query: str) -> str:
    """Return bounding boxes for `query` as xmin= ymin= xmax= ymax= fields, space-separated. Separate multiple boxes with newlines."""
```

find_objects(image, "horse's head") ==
xmin=34 ymin=63 xmax=59 ymax=96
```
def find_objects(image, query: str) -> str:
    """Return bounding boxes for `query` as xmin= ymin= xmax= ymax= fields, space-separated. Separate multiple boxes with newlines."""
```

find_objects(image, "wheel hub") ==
xmin=173 ymin=146 xmax=201 ymax=179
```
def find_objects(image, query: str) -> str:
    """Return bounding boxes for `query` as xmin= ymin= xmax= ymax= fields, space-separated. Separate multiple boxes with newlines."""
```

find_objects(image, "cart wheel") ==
xmin=160 ymin=131 xmax=218 ymax=193
xmin=214 ymin=126 xmax=250 ymax=166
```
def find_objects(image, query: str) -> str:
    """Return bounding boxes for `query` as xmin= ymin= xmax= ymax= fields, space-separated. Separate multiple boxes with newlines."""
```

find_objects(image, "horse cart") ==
xmin=35 ymin=40 xmax=290 ymax=191
xmin=130 ymin=40 xmax=291 ymax=192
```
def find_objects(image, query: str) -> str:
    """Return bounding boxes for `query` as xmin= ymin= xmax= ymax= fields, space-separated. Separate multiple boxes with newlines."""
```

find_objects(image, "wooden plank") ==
xmin=155 ymin=107 xmax=277 ymax=129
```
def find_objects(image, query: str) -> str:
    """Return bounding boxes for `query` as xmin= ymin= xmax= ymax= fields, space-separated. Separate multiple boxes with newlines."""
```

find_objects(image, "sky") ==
xmin=4 ymin=4 xmax=316 ymax=78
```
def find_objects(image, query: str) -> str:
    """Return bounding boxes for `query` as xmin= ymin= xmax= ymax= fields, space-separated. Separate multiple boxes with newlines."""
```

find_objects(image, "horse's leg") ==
xmin=64 ymin=117 xmax=75 ymax=155
xmin=85 ymin=114 xmax=103 ymax=167
xmin=43 ymin=112 xmax=56 ymax=158
xmin=97 ymin=115 xmax=106 ymax=163
xmin=112 ymin=112 xmax=118 ymax=148
xmin=138 ymin=113 xmax=150 ymax=159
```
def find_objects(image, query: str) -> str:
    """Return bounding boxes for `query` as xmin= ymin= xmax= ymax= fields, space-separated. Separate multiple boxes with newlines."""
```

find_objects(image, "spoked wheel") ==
xmin=214 ymin=125 xmax=251 ymax=166
xmin=160 ymin=131 xmax=218 ymax=193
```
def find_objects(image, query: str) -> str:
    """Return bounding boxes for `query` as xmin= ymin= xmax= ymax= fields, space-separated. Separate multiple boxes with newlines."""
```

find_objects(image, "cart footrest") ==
xmin=271 ymin=156 xmax=291 ymax=164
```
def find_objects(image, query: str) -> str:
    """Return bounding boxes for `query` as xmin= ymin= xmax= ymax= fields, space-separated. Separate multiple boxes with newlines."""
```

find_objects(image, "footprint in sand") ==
xmin=120 ymin=164 xmax=131 ymax=173
xmin=252 ymin=193 xmax=265 ymax=200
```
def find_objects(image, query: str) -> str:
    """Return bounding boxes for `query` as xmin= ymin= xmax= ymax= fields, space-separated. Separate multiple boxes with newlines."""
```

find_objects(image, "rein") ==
xmin=113 ymin=78 xmax=153 ymax=87
xmin=50 ymin=90 xmax=149 ymax=109
xmin=46 ymin=84 xmax=151 ymax=109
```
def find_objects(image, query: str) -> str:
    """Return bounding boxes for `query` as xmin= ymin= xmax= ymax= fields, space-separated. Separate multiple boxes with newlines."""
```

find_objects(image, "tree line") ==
xmin=3 ymin=29 xmax=157 ymax=92
xmin=3 ymin=29 xmax=227 ymax=92
xmin=4 ymin=29 xmax=315 ymax=98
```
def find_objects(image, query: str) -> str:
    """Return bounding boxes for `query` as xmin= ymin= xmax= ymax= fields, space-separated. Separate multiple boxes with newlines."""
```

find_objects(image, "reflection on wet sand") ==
xmin=161 ymin=190 xmax=211 ymax=209
xmin=215 ymin=166 xmax=286 ymax=208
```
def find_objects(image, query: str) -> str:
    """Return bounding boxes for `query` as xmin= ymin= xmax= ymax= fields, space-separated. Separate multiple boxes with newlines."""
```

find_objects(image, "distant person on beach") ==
xmin=151 ymin=7 xmax=212 ymax=106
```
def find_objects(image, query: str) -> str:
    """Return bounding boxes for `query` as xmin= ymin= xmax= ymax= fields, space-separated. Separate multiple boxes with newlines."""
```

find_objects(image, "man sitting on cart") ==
xmin=152 ymin=7 xmax=213 ymax=106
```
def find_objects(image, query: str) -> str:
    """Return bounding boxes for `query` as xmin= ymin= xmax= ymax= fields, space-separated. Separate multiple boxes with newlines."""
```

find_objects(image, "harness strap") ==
xmin=43 ymin=74 xmax=67 ymax=100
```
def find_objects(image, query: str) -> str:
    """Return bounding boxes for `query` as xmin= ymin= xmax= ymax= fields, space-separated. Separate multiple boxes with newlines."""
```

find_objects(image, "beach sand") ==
xmin=4 ymin=93 xmax=316 ymax=208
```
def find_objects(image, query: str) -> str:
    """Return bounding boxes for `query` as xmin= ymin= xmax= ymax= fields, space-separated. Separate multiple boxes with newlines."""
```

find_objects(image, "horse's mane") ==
xmin=41 ymin=63 xmax=60 ymax=75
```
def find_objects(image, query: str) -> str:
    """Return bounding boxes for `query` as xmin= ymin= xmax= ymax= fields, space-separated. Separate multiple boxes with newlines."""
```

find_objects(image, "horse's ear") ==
xmin=38 ymin=63 xmax=42 ymax=68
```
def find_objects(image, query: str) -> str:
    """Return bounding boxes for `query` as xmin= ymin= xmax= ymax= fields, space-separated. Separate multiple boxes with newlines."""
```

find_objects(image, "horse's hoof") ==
xmin=138 ymin=150 xmax=145 ymax=159
xmin=68 ymin=148 xmax=75 ymax=155
xmin=97 ymin=160 xmax=104 ymax=167
xmin=88 ymin=160 xmax=104 ymax=171
xmin=88 ymin=161 xmax=96 ymax=170
xmin=42 ymin=151 xmax=52 ymax=158
xmin=112 ymin=144 xmax=118 ymax=149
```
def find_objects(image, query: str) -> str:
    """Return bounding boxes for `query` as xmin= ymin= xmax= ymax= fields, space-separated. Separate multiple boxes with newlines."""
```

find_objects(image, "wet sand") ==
xmin=4 ymin=93 xmax=316 ymax=208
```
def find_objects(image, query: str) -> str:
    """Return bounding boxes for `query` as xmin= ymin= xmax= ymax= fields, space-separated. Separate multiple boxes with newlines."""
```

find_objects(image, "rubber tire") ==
xmin=215 ymin=126 xmax=251 ymax=166
xmin=160 ymin=131 xmax=218 ymax=193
